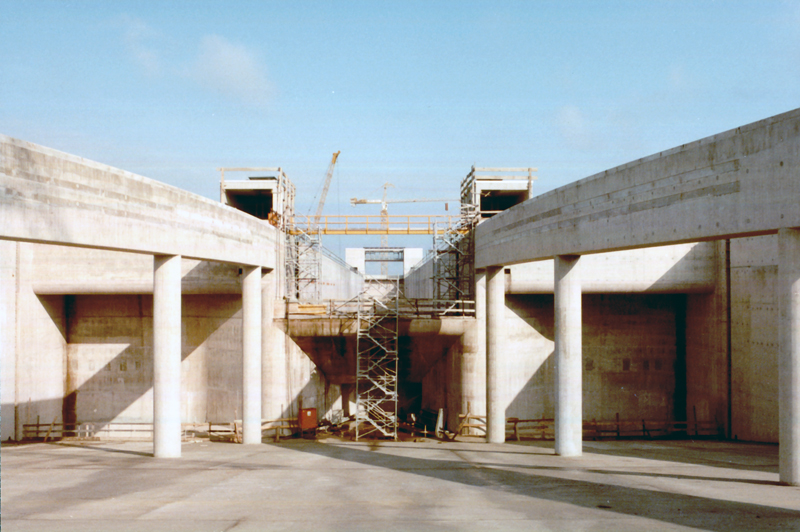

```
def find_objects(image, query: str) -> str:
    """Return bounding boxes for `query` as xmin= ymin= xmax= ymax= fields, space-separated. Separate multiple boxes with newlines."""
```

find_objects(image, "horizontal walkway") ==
xmin=3 ymin=439 xmax=799 ymax=531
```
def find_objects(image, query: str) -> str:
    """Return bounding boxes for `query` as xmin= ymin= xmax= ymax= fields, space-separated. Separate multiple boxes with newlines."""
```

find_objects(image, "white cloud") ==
xmin=118 ymin=14 xmax=161 ymax=77
xmin=187 ymin=35 xmax=272 ymax=108
xmin=668 ymin=64 xmax=687 ymax=91
xmin=555 ymin=105 xmax=597 ymax=149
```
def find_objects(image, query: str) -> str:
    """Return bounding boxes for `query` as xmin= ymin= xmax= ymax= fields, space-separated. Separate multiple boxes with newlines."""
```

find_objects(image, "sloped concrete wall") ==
xmin=317 ymin=252 xmax=363 ymax=300
xmin=404 ymin=255 xmax=435 ymax=299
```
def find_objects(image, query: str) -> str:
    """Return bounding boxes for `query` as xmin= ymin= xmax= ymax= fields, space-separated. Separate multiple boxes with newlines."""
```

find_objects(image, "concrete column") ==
xmin=779 ymin=228 xmax=800 ymax=485
xmin=555 ymin=255 xmax=582 ymax=457
xmin=486 ymin=266 xmax=505 ymax=443
xmin=262 ymin=270 xmax=287 ymax=420
xmin=242 ymin=265 xmax=263 ymax=445
xmin=153 ymin=255 xmax=182 ymax=458
xmin=462 ymin=270 xmax=487 ymax=424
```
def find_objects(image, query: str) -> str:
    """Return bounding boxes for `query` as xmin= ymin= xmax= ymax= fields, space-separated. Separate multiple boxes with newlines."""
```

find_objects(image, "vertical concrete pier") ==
xmin=262 ymin=270 xmax=286 ymax=420
xmin=465 ymin=270 xmax=487 ymax=420
xmin=555 ymin=255 xmax=582 ymax=457
xmin=779 ymin=228 xmax=800 ymax=485
xmin=486 ymin=266 xmax=505 ymax=443
xmin=242 ymin=266 xmax=263 ymax=445
xmin=153 ymin=255 xmax=182 ymax=458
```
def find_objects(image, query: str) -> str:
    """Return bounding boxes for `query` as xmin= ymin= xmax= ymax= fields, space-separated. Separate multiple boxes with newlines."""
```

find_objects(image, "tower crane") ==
xmin=350 ymin=184 xmax=454 ymax=275
xmin=310 ymin=151 xmax=340 ymax=231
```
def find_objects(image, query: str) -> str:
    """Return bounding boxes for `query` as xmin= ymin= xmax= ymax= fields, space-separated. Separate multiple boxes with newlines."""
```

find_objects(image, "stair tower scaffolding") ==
xmin=355 ymin=280 xmax=400 ymax=440
xmin=433 ymin=166 xmax=535 ymax=306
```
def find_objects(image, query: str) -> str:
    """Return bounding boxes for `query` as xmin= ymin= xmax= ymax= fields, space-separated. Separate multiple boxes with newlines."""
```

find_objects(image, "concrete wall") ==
xmin=476 ymin=108 xmax=800 ymax=268
xmin=64 ymin=294 xmax=244 ymax=425
xmin=403 ymin=254 xmax=435 ymax=299
xmin=5 ymin=243 xmax=68 ymax=440
xmin=317 ymin=251 xmax=363 ymax=300
xmin=421 ymin=293 xmax=682 ymax=431
xmin=730 ymin=235 xmax=779 ymax=442
xmin=1 ymin=240 xmax=345 ymax=440
xmin=685 ymin=240 xmax=730 ymax=435
xmin=0 ymin=135 xmax=278 ymax=268
xmin=1 ymin=241 xmax=17 ymax=439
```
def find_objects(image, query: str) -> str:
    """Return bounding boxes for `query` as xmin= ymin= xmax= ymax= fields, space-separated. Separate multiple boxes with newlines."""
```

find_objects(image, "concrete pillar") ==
xmin=555 ymin=255 xmax=582 ymax=457
xmin=262 ymin=270 xmax=287 ymax=420
xmin=242 ymin=265 xmax=262 ymax=445
xmin=153 ymin=255 xmax=182 ymax=458
xmin=486 ymin=266 xmax=505 ymax=443
xmin=779 ymin=228 xmax=800 ymax=485
xmin=462 ymin=270 xmax=487 ymax=424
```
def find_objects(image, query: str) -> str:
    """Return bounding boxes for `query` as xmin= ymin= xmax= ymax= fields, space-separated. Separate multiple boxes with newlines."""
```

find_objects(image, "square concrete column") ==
xmin=486 ymin=265 xmax=505 ymax=443
xmin=153 ymin=255 xmax=182 ymax=458
xmin=242 ymin=265 xmax=263 ymax=445
xmin=555 ymin=255 xmax=582 ymax=457
xmin=779 ymin=228 xmax=800 ymax=485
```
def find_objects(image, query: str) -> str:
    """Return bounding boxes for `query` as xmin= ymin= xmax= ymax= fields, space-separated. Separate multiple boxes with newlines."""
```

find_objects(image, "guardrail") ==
xmin=288 ymin=214 xmax=467 ymax=235
xmin=288 ymin=297 xmax=475 ymax=318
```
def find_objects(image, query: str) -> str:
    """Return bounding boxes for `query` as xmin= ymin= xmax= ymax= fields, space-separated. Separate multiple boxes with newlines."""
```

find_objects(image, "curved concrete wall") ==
xmin=477 ymin=107 xmax=800 ymax=267
xmin=0 ymin=135 xmax=278 ymax=267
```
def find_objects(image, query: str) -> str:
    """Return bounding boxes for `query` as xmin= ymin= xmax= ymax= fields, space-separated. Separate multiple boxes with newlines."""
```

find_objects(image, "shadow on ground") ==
xmin=286 ymin=440 xmax=800 ymax=531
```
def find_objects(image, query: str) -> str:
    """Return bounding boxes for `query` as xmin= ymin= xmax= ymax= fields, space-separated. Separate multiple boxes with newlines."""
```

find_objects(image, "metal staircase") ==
xmin=355 ymin=282 xmax=400 ymax=440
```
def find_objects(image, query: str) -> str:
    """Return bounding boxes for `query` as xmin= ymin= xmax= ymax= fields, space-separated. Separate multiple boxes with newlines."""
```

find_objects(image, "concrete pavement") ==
xmin=3 ymin=438 xmax=800 ymax=531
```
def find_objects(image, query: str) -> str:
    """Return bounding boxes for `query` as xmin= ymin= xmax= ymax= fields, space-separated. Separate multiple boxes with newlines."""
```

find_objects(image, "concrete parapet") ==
xmin=0 ymin=135 xmax=278 ymax=267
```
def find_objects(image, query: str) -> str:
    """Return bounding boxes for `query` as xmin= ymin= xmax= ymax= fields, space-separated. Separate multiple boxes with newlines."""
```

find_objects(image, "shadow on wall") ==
xmin=504 ymin=293 xmax=684 ymax=424
xmin=5 ymin=293 xmax=240 ymax=439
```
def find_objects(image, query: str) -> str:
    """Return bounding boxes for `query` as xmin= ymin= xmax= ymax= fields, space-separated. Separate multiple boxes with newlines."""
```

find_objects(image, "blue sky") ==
xmin=2 ymin=1 xmax=799 ymax=253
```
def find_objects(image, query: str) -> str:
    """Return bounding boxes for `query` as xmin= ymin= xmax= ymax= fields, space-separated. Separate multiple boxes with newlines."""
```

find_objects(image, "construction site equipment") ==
xmin=355 ymin=283 xmax=400 ymax=440
xmin=289 ymin=214 xmax=465 ymax=235
xmin=432 ymin=203 xmax=479 ymax=305
xmin=351 ymin=184 xmax=454 ymax=275
xmin=286 ymin=226 xmax=321 ymax=300
xmin=310 ymin=151 xmax=340 ymax=230
xmin=219 ymin=167 xmax=295 ymax=228
xmin=461 ymin=166 xmax=536 ymax=219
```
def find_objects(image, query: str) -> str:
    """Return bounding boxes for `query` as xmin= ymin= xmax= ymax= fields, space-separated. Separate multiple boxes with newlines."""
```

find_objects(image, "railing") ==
xmin=288 ymin=214 xmax=466 ymax=235
xmin=288 ymin=297 xmax=475 ymax=318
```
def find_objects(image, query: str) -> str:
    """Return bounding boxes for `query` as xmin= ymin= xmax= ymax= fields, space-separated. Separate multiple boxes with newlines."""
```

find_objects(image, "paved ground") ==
xmin=2 ymin=437 xmax=800 ymax=531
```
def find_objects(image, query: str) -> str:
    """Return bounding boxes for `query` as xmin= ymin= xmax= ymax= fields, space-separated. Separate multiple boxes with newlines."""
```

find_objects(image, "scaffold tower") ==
xmin=355 ymin=282 xmax=400 ymax=440
xmin=432 ymin=203 xmax=479 ymax=304
xmin=286 ymin=228 xmax=321 ymax=301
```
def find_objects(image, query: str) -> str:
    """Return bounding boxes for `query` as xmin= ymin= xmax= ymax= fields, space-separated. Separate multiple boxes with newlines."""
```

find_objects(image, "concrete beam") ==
xmin=0 ymin=135 xmax=277 ymax=268
xmin=476 ymin=108 xmax=800 ymax=268
xmin=505 ymin=243 xmax=715 ymax=294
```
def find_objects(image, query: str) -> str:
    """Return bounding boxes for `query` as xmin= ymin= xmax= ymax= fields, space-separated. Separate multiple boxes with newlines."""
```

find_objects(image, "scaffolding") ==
xmin=285 ymin=228 xmax=321 ymax=301
xmin=431 ymin=166 xmax=534 ymax=304
xmin=432 ymin=203 xmax=479 ymax=305
xmin=355 ymin=282 xmax=400 ymax=440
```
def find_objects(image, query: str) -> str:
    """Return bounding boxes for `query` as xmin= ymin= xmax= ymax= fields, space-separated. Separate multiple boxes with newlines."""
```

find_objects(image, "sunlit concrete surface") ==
xmin=3 ymin=439 xmax=800 ymax=531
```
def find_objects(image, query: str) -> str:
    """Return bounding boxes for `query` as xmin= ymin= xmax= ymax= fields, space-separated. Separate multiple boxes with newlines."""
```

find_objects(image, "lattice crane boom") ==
xmin=311 ymin=151 xmax=340 ymax=230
